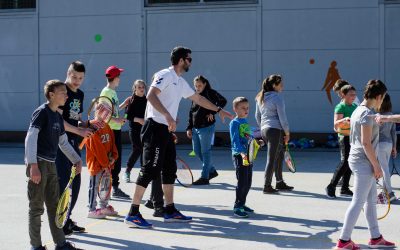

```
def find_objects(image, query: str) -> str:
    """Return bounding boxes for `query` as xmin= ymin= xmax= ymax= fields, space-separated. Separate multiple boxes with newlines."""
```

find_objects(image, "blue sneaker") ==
xmin=164 ymin=210 xmax=192 ymax=223
xmin=233 ymin=207 xmax=248 ymax=218
xmin=124 ymin=213 xmax=152 ymax=228
xmin=242 ymin=205 xmax=254 ymax=213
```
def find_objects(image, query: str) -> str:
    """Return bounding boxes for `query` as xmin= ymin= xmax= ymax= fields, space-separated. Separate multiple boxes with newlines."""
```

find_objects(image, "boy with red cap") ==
xmin=100 ymin=66 xmax=129 ymax=199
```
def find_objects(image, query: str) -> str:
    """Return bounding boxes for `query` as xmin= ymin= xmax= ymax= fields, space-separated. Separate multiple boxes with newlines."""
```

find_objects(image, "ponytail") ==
xmin=255 ymin=74 xmax=282 ymax=104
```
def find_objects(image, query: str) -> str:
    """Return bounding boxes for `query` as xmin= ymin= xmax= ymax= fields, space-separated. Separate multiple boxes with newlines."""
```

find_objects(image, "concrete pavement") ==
xmin=1 ymin=144 xmax=399 ymax=250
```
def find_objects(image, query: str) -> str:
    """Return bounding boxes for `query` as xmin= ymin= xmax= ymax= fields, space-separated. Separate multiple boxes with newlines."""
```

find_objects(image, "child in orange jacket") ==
xmin=85 ymin=120 xmax=119 ymax=219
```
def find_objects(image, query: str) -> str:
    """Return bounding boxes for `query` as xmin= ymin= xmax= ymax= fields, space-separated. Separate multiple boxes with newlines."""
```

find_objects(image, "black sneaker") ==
xmin=31 ymin=246 xmax=47 ymax=250
xmin=193 ymin=178 xmax=209 ymax=185
xmin=263 ymin=185 xmax=279 ymax=194
xmin=63 ymin=226 xmax=73 ymax=237
xmin=276 ymin=181 xmax=294 ymax=191
xmin=70 ymin=223 xmax=85 ymax=233
xmin=209 ymin=171 xmax=219 ymax=180
xmin=55 ymin=241 xmax=83 ymax=250
xmin=326 ymin=185 xmax=336 ymax=199
xmin=153 ymin=207 xmax=164 ymax=217
xmin=144 ymin=199 xmax=154 ymax=209
xmin=112 ymin=187 xmax=130 ymax=199
xmin=340 ymin=189 xmax=353 ymax=197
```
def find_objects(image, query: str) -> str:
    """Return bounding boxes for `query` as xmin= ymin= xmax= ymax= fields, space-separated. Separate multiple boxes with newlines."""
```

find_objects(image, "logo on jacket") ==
xmin=155 ymin=78 xmax=163 ymax=85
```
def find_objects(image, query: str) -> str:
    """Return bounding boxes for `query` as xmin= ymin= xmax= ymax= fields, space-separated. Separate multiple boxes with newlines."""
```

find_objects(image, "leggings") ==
xmin=339 ymin=170 xmax=381 ymax=240
xmin=261 ymin=127 xmax=284 ymax=187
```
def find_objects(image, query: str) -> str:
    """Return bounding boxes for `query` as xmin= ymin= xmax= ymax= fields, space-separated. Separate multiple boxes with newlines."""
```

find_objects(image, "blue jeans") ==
xmin=192 ymin=124 xmax=216 ymax=179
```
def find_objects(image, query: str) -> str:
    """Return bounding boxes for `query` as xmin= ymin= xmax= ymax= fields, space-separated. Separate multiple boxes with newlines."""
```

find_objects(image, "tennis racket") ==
xmin=79 ymin=96 xmax=114 ymax=150
xmin=284 ymin=143 xmax=296 ymax=173
xmin=55 ymin=166 xmax=76 ymax=229
xmin=245 ymin=137 xmax=261 ymax=165
xmin=98 ymin=168 xmax=112 ymax=201
xmin=376 ymin=178 xmax=390 ymax=220
xmin=171 ymin=133 xmax=194 ymax=187
xmin=176 ymin=156 xmax=194 ymax=187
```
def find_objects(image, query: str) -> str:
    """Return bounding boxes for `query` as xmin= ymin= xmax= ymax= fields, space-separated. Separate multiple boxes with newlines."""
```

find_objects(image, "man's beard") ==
xmin=184 ymin=65 xmax=190 ymax=72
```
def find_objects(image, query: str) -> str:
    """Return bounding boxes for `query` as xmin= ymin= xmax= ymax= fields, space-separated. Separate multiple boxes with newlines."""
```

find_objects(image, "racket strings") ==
xmin=176 ymin=160 xmax=193 ymax=187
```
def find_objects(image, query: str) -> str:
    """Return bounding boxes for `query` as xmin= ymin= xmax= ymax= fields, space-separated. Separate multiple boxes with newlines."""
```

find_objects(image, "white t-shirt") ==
xmin=145 ymin=66 xmax=195 ymax=126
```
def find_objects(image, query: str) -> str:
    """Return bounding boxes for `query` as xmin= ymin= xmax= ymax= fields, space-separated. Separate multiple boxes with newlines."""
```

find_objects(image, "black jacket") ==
xmin=186 ymin=88 xmax=227 ymax=130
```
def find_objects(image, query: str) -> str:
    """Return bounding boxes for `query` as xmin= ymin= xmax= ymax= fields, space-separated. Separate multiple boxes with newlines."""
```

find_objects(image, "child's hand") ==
xmin=108 ymin=156 xmax=115 ymax=166
xmin=29 ymin=163 xmax=41 ymax=184
xmin=241 ymin=153 xmax=249 ymax=166
xmin=133 ymin=117 xmax=144 ymax=125
xmin=258 ymin=139 xmax=265 ymax=147
xmin=74 ymin=160 xmax=83 ymax=174
xmin=392 ymin=148 xmax=397 ymax=158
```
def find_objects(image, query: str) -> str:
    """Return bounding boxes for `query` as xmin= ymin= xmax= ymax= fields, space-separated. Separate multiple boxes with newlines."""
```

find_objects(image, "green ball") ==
xmin=94 ymin=34 xmax=102 ymax=42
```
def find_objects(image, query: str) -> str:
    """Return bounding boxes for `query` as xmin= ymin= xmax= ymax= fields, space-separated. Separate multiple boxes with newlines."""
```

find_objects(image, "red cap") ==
xmin=105 ymin=65 xmax=124 ymax=78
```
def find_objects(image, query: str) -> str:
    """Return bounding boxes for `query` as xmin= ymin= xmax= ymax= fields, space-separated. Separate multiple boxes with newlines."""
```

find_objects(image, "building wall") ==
xmin=0 ymin=0 xmax=399 ymax=135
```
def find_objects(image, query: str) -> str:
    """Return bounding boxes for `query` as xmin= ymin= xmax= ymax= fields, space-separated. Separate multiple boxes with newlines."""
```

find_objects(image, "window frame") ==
xmin=145 ymin=0 xmax=258 ymax=7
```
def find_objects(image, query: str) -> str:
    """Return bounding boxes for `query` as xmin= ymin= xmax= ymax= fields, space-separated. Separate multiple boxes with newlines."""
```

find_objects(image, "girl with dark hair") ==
xmin=186 ymin=75 xmax=227 ymax=185
xmin=334 ymin=80 xmax=395 ymax=250
xmin=255 ymin=74 xmax=293 ymax=194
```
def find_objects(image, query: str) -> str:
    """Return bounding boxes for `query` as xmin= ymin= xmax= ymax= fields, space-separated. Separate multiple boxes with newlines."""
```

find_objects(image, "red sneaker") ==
xmin=368 ymin=236 xmax=395 ymax=248
xmin=334 ymin=240 xmax=360 ymax=250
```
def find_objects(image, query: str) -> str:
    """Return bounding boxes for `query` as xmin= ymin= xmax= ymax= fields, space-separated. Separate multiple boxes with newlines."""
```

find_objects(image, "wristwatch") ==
xmin=216 ymin=106 xmax=222 ymax=113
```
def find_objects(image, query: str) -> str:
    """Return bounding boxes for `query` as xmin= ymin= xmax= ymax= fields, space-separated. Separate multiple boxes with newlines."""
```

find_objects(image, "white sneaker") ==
xmin=101 ymin=205 xmax=118 ymax=216
xmin=389 ymin=192 xmax=397 ymax=202
xmin=88 ymin=208 xmax=106 ymax=219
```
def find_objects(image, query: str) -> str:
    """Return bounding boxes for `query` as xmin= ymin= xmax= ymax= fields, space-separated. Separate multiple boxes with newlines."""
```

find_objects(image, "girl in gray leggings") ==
xmin=334 ymin=80 xmax=395 ymax=250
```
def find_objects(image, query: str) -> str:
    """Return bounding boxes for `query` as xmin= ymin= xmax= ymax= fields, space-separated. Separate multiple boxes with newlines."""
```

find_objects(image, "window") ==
xmin=0 ymin=0 xmax=35 ymax=9
xmin=146 ymin=0 xmax=256 ymax=6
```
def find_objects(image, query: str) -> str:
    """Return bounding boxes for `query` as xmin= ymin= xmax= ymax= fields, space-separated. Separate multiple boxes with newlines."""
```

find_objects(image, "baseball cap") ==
xmin=105 ymin=65 xmax=124 ymax=78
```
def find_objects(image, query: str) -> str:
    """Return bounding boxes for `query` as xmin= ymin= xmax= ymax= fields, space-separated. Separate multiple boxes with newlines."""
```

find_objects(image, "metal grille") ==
xmin=0 ymin=0 xmax=35 ymax=9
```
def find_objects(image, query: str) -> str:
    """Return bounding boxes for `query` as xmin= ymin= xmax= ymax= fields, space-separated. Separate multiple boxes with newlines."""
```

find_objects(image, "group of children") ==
xmin=25 ymin=55 xmax=397 ymax=250
xmin=326 ymin=79 xmax=397 ymax=202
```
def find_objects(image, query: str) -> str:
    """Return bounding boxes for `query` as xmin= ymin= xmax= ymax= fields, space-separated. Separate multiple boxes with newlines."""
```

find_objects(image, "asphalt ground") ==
xmin=1 ymin=144 xmax=399 ymax=250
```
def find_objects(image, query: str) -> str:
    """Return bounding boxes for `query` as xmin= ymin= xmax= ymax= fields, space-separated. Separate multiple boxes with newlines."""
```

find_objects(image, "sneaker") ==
xmin=276 ymin=181 xmax=294 ymax=191
xmin=209 ymin=170 xmax=219 ymax=180
xmin=112 ymin=187 xmax=130 ymax=199
xmin=233 ymin=207 xmax=248 ymax=218
xmin=164 ymin=210 xmax=192 ymax=222
xmin=263 ymin=185 xmax=279 ymax=194
xmin=368 ymin=236 xmax=395 ymax=248
xmin=326 ymin=185 xmax=336 ymax=199
xmin=340 ymin=189 xmax=353 ymax=197
xmin=334 ymin=239 xmax=360 ymax=250
xmin=63 ymin=226 xmax=73 ymax=237
xmin=55 ymin=241 xmax=83 ymax=250
xmin=144 ymin=199 xmax=154 ymax=209
xmin=101 ymin=205 xmax=118 ymax=216
xmin=192 ymin=178 xmax=209 ymax=185
xmin=124 ymin=213 xmax=152 ymax=228
xmin=153 ymin=207 xmax=164 ymax=217
xmin=389 ymin=192 xmax=397 ymax=202
xmin=66 ymin=219 xmax=85 ymax=233
xmin=242 ymin=205 xmax=254 ymax=213
xmin=31 ymin=246 xmax=47 ymax=250
xmin=87 ymin=208 xmax=106 ymax=219
xmin=123 ymin=172 xmax=131 ymax=183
